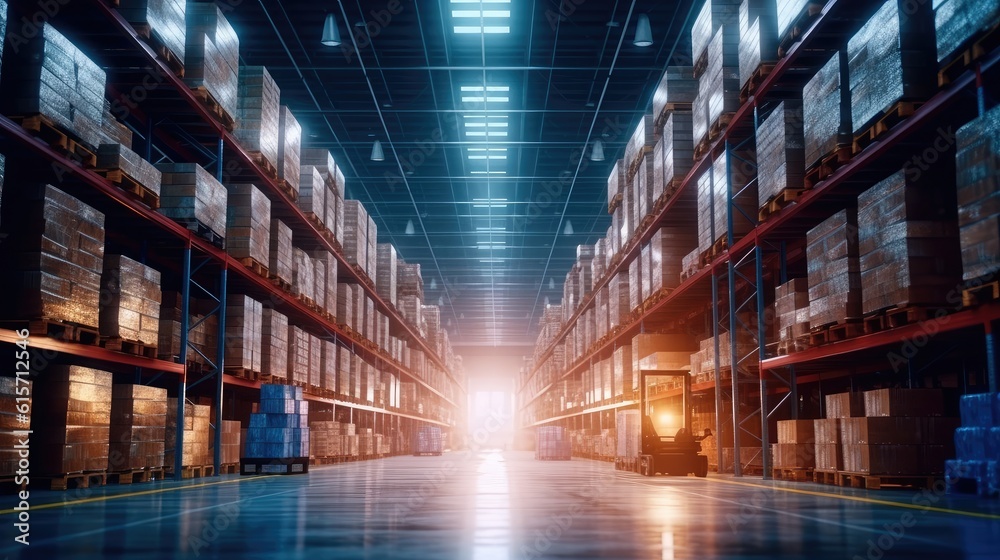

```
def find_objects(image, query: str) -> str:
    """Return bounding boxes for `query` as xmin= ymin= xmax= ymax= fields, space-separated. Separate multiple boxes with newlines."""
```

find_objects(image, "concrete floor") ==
xmin=3 ymin=451 xmax=1000 ymax=559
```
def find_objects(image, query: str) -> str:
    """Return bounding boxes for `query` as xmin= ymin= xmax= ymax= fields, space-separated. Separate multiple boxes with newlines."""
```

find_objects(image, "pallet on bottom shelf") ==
xmin=772 ymin=467 xmax=814 ymax=482
xmin=813 ymin=469 xmax=839 ymax=485
xmin=807 ymin=320 xmax=863 ymax=346
xmin=167 ymin=464 xmax=215 ymax=480
xmin=16 ymin=318 xmax=101 ymax=345
xmin=962 ymin=279 xmax=1000 ymax=308
xmin=172 ymin=218 xmax=225 ymax=249
xmin=107 ymin=466 xmax=166 ymax=485
xmin=862 ymin=305 xmax=946 ymax=335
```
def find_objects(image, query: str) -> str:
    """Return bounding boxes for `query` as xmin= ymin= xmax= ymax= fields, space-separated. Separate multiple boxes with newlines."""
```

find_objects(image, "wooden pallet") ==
xmin=24 ymin=318 xmax=100 ymax=345
xmin=963 ymin=280 xmax=1000 ymax=308
xmin=43 ymin=470 xmax=107 ymax=491
xmin=270 ymin=276 xmax=293 ymax=293
xmin=758 ymin=188 xmax=804 ymax=222
xmin=626 ymin=146 xmax=654 ymax=182
xmin=174 ymin=218 xmax=225 ymax=248
xmin=190 ymin=87 xmax=236 ymax=132
xmin=709 ymin=112 xmax=735 ymax=142
xmin=837 ymin=472 xmax=939 ymax=491
xmin=278 ymin=179 xmax=299 ymax=202
xmin=776 ymin=337 xmax=810 ymax=356
xmin=777 ymin=4 xmax=823 ymax=58
xmin=864 ymin=305 xmax=941 ymax=334
xmin=12 ymin=114 xmax=98 ymax=168
xmin=700 ymin=236 xmax=729 ymax=266
xmin=803 ymin=146 xmax=853 ymax=189
xmin=808 ymin=320 xmax=863 ymax=346
xmin=218 ymin=463 xmax=239 ymax=475
xmin=298 ymin=295 xmax=317 ymax=310
xmin=224 ymin=367 xmax=260 ymax=381
xmin=654 ymin=103 xmax=694 ymax=131
xmin=239 ymin=257 xmax=269 ymax=279
xmin=853 ymin=101 xmax=923 ymax=154
xmin=108 ymin=467 xmax=165 ymax=485
xmin=100 ymin=337 xmax=158 ymax=359
xmin=772 ymin=467 xmax=814 ymax=482
xmin=171 ymin=464 xmax=215 ymax=480
xmin=133 ymin=24 xmax=185 ymax=78
xmin=740 ymin=63 xmax=777 ymax=104
xmin=938 ymin=22 xmax=1000 ymax=87
xmin=247 ymin=152 xmax=279 ymax=181
xmin=813 ymin=469 xmax=839 ymax=485
xmin=96 ymin=168 xmax=161 ymax=209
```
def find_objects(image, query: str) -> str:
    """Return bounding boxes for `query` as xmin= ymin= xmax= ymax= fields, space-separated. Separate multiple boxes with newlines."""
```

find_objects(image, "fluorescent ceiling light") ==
xmin=461 ymin=96 xmax=511 ymax=103
xmin=454 ymin=26 xmax=510 ymax=34
xmin=453 ymin=10 xmax=510 ymax=17
xmin=465 ymin=131 xmax=508 ymax=137
xmin=476 ymin=227 xmax=507 ymax=231
xmin=471 ymin=171 xmax=507 ymax=175
xmin=451 ymin=0 xmax=511 ymax=3
xmin=468 ymin=155 xmax=507 ymax=160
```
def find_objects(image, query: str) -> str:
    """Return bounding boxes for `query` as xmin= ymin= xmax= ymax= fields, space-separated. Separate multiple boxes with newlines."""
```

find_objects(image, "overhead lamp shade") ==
xmin=549 ymin=278 xmax=555 ymax=290
xmin=322 ymin=13 xmax=341 ymax=47
xmin=370 ymin=139 xmax=385 ymax=161
xmin=633 ymin=14 xmax=653 ymax=47
xmin=438 ymin=296 xmax=445 ymax=306
xmin=563 ymin=220 xmax=574 ymax=235
xmin=590 ymin=139 xmax=605 ymax=161
xmin=430 ymin=278 xmax=437 ymax=290
xmin=405 ymin=219 xmax=415 ymax=235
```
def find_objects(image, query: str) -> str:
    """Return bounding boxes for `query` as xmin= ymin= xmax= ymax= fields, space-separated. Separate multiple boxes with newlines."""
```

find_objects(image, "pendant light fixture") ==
xmin=321 ymin=13 xmax=341 ymax=47
xmin=633 ymin=14 xmax=653 ymax=47
xmin=370 ymin=139 xmax=385 ymax=161
xmin=590 ymin=139 xmax=605 ymax=161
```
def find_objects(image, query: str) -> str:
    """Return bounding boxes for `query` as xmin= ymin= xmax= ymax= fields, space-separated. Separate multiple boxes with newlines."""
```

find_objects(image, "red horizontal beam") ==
xmin=0 ymin=328 xmax=185 ymax=374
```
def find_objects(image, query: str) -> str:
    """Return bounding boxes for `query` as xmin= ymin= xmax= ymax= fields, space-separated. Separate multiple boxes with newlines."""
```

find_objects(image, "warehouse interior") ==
xmin=1 ymin=0 xmax=1000 ymax=557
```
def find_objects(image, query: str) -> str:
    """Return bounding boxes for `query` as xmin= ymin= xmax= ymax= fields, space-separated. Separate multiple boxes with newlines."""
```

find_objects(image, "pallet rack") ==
xmin=518 ymin=0 xmax=1000 ymax=478
xmin=0 ymin=0 xmax=465 ymax=480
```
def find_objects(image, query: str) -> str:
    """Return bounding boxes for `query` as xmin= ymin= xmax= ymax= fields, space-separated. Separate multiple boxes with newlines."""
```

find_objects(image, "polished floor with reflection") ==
xmin=3 ymin=450 xmax=1000 ymax=559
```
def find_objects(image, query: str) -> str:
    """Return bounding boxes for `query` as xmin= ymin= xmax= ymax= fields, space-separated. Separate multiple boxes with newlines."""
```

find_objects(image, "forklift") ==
xmin=636 ymin=370 xmax=711 ymax=477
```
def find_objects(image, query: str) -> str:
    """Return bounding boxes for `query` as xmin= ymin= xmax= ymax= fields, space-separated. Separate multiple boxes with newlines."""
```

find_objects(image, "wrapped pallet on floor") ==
xmin=847 ymin=0 xmax=936 ymax=138
xmin=99 ymin=255 xmax=162 ymax=348
xmin=955 ymin=105 xmax=1000 ymax=282
xmin=309 ymin=421 xmax=342 ymax=459
xmin=33 ymin=367 xmax=112 ymax=477
xmin=857 ymin=170 xmax=961 ymax=314
xmin=118 ymin=0 xmax=187 ymax=67
xmin=211 ymin=420 xmax=242 ymax=465
xmin=947 ymin=393 xmax=1000 ymax=495
xmin=807 ymin=209 xmax=862 ymax=329
xmin=156 ymin=163 xmax=227 ymax=242
xmin=235 ymin=66 xmax=280 ymax=171
xmin=814 ymin=417 xmax=842 ymax=472
xmin=243 ymin=385 xmax=309 ymax=472
xmin=772 ymin=420 xmax=815 ymax=471
xmin=165 ymin=399 xmax=210 ymax=471
xmin=184 ymin=2 xmax=239 ymax=122
xmin=109 ymin=385 xmax=167 ymax=473
xmin=536 ymin=426 xmax=571 ymax=460
xmin=226 ymin=183 xmax=271 ymax=269
xmin=0 ymin=185 xmax=105 ymax=329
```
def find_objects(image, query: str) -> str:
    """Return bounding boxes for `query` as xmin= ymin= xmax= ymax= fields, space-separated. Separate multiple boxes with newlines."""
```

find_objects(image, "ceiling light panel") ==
xmin=450 ymin=0 xmax=511 ymax=34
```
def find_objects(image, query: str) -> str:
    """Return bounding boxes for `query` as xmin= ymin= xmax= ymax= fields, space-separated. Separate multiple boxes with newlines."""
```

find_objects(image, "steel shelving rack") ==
xmin=0 ymin=0 xmax=465 ymax=479
xmin=517 ymin=0 xmax=1000 ymax=477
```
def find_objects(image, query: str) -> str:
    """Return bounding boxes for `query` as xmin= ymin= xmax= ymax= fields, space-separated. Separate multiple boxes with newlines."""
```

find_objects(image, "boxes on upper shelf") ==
xmin=278 ymin=106 xmax=301 ymax=195
xmin=757 ymin=100 xmax=804 ymax=207
xmin=955 ymin=105 xmax=1000 ymax=282
xmin=96 ymin=144 xmax=162 ymax=197
xmin=261 ymin=308 xmax=288 ymax=380
xmin=235 ymin=66 xmax=280 ymax=171
xmin=268 ymin=219 xmax=293 ymax=287
xmin=226 ymin=183 xmax=271 ymax=267
xmin=184 ymin=2 xmax=239 ymax=122
xmin=119 ymin=0 xmax=187 ymax=65
xmin=775 ymin=278 xmax=810 ymax=342
xmin=691 ymin=0 xmax=741 ymax=71
xmin=738 ymin=0 xmax=778 ymax=90
xmin=156 ymin=163 xmax=228 ymax=240
xmin=807 ymin=208 xmax=862 ymax=328
xmin=298 ymin=165 xmax=326 ymax=226
xmin=653 ymin=67 xmax=698 ymax=130
xmin=934 ymin=0 xmax=1000 ymax=65
xmin=803 ymin=51 xmax=852 ymax=170
xmin=226 ymin=294 xmax=262 ymax=373
xmin=847 ymin=0 xmax=937 ymax=135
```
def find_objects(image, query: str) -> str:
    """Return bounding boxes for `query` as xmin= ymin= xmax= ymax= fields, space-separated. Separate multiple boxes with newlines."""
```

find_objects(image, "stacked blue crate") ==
xmin=945 ymin=393 xmax=1000 ymax=496
xmin=245 ymin=384 xmax=310 ymax=459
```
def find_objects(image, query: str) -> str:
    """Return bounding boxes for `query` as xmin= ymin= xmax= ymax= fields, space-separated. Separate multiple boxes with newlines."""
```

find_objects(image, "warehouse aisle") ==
xmin=3 ymin=451 xmax=1000 ymax=559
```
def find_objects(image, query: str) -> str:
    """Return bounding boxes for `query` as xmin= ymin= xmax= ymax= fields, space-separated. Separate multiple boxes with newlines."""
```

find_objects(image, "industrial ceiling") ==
xmin=224 ymin=0 xmax=698 ymax=348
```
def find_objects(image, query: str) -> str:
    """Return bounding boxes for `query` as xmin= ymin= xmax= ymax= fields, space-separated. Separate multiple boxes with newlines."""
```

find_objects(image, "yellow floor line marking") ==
xmin=697 ymin=476 xmax=1000 ymax=520
xmin=0 ymin=475 xmax=276 ymax=515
